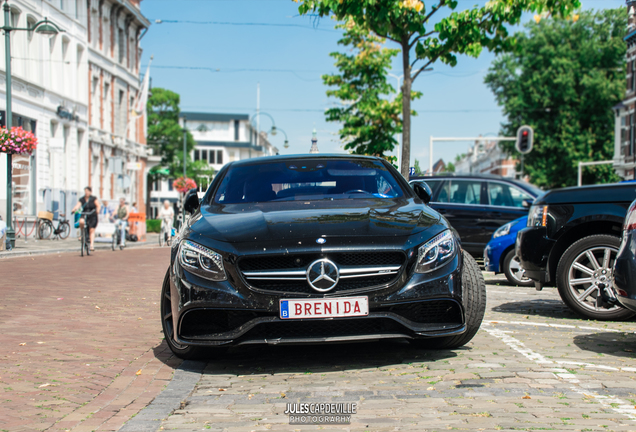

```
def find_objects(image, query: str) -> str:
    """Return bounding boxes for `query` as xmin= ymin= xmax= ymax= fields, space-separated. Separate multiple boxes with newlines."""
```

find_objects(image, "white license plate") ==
xmin=280 ymin=297 xmax=369 ymax=320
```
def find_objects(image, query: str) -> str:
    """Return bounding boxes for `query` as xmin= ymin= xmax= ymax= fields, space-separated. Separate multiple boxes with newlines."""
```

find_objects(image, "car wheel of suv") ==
xmin=413 ymin=251 xmax=486 ymax=349
xmin=503 ymin=250 xmax=534 ymax=287
xmin=556 ymin=235 xmax=635 ymax=321
xmin=160 ymin=269 xmax=206 ymax=359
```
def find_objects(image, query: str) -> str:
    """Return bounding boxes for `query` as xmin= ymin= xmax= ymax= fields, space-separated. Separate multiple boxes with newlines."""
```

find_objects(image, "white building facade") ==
xmin=454 ymin=139 xmax=518 ymax=178
xmin=0 ymin=0 xmax=149 ymax=233
xmin=0 ymin=0 xmax=89 ymax=224
xmin=148 ymin=112 xmax=279 ymax=218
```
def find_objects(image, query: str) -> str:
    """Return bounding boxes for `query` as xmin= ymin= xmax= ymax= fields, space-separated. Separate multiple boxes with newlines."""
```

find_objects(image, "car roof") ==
xmin=227 ymin=154 xmax=384 ymax=167
xmin=409 ymin=174 xmax=543 ymax=196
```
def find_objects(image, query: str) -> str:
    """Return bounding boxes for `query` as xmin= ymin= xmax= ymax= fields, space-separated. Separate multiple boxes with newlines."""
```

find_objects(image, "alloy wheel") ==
xmin=508 ymin=255 xmax=530 ymax=284
xmin=567 ymin=246 xmax=619 ymax=312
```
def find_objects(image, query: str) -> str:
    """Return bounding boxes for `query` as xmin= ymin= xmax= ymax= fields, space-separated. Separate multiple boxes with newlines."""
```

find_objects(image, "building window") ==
xmin=217 ymin=150 xmax=223 ymax=165
xmin=201 ymin=150 xmax=208 ymax=164
xmin=234 ymin=120 xmax=239 ymax=141
xmin=118 ymin=28 xmax=125 ymax=64
xmin=209 ymin=150 xmax=215 ymax=164
xmin=194 ymin=149 xmax=200 ymax=161
xmin=167 ymin=179 xmax=173 ymax=191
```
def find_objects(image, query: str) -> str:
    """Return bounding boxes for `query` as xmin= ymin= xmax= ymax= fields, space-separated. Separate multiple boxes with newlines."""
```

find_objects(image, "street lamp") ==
xmin=249 ymin=112 xmax=281 ymax=153
xmin=271 ymin=126 xmax=289 ymax=149
xmin=2 ymin=1 xmax=63 ymax=248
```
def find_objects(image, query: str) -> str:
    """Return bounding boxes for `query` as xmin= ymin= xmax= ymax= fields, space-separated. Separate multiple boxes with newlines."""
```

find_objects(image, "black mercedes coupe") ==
xmin=161 ymin=155 xmax=486 ymax=359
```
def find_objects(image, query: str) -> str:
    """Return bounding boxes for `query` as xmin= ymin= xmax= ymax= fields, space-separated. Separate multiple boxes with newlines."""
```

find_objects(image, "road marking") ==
xmin=483 ymin=326 xmax=636 ymax=421
xmin=485 ymin=319 xmax=633 ymax=334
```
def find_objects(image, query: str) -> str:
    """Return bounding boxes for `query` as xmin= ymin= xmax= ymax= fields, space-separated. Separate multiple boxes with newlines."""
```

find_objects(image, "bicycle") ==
xmin=38 ymin=212 xmax=71 ymax=240
xmin=159 ymin=218 xmax=172 ymax=247
xmin=77 ymin=210 xmax=96 ymax=257
xmin=112 ymin=221 xmax=126 ymax=251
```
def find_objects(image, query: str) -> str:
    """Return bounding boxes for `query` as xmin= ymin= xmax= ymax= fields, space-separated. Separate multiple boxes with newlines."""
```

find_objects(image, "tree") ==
xmin=413 ymin=158 xmax=422 ymax=174
xmin=146 ymin=87 xmax=214 ymax=184
xmin=323 ymin=22 xmax=420 ymax=162
xmin=484 ymin=8 xmax=625 ymax=188
xmin=446 ymin=161 xmax=455 ymax=172
xmin=296 ymin=0 xmax=581 ymax=178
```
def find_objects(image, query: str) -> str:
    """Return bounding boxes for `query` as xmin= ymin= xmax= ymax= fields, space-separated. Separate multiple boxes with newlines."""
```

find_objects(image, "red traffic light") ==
xmin=522 ymin=131 xmax=528 ymax=137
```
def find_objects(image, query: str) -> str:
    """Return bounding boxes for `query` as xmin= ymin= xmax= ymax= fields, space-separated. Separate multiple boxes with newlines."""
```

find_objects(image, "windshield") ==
xmin=212 ymin=158 xmax=406 ymax=204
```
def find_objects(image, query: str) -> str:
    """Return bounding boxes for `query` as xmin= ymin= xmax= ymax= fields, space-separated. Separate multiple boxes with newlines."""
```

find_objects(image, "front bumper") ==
xmin=614 ymin=232 xmax=636 ymax=313
xmin=168 ymin=252 xmax=466 ymax=347
xmin=516 ymin=227 xmax=556 ymax=284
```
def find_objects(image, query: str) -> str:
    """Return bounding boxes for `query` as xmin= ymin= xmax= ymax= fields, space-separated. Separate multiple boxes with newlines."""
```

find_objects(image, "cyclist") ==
xmin=71 ymin=186 xmax=101 ymax=251
xmin=115 ymin=197 xmax=129 ymax=247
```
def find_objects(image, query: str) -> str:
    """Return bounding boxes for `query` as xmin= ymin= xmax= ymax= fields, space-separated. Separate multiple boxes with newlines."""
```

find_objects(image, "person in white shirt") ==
xmin=158 ymin=200 xmax=174 ymax=239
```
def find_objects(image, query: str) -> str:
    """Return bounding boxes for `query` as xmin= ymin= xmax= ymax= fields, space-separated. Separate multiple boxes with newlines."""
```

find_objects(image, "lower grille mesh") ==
xmin=243 ymin=318 xmax=407 ymax=340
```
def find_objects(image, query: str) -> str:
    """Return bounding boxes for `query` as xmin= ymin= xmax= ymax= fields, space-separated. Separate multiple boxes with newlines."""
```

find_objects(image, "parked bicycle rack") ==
xmin=13 ymin=216 xmax=38 ymax=242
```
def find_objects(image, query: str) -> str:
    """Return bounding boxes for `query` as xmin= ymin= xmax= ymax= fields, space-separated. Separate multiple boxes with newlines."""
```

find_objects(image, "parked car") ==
xmin=613 ymin=199 xmax=636 ymax=313
xmin=484 ymin=216 xmax=533 ymax=287
xmin=162 ymin=155 xmax=487 ymax=359
xmin=516 ymin=183 xmax=636 ymax=320
xmin=409 ymin=174 xmax=542 ymax=257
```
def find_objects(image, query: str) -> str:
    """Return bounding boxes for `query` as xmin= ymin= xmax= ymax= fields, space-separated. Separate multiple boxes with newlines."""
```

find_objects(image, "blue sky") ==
xmin=140 ymin=0 xmax=624 ymax=169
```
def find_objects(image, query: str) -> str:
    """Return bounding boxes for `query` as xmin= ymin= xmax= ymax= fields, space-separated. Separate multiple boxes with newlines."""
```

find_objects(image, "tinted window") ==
xmin=487 ymin=182 xmax=534 ymax=208
xmin=436 ymin=180 xmax=482 ymax=205
xmin=213 ymin=159 xmax=405 ymax=204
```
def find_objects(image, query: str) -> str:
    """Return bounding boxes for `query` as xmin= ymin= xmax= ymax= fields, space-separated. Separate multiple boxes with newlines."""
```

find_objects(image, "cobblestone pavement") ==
xmin=0 ymin=247 xmax=179 ymax=432
xmin=156 ymin=274 xmax=636 ymax=432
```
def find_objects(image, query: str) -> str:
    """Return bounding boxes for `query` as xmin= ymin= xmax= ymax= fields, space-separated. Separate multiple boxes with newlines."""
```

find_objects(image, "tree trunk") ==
xmin=400 ymin=38 xmax=411 ymax=179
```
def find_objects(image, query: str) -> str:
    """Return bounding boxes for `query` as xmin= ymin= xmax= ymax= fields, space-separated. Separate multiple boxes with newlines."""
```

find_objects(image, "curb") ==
xmin=0 ymin=240 xmax=159 ymax=259
xmin=118 ymin=360 xmax=207 ymax=432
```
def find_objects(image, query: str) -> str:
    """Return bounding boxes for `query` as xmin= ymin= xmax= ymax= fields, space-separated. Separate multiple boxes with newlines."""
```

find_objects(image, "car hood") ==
xmin=190 ymin=198 xmax=441 ymax=243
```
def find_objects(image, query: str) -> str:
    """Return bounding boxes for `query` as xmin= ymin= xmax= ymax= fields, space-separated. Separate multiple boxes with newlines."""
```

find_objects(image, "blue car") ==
xmin=484 ymin=216 xmax=533 ymax=287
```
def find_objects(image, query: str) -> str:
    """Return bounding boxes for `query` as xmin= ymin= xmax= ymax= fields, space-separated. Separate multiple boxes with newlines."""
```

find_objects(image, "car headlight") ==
xmin=415 ymin=230 xmax=456 ymax=273
xmin=527 ymin=205 xmax=549 ymax=227
xmin=178 ymin=240 xmax=227 ymax=281
xmin=493 ymin=222 xmax=512 ymax=239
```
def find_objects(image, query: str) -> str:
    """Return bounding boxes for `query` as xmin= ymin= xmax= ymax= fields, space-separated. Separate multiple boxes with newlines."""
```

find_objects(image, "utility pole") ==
xmin=4 ymin=0 xmax=13 ymax=248
xmin=256 ymin=83 xmax=260 ymax=151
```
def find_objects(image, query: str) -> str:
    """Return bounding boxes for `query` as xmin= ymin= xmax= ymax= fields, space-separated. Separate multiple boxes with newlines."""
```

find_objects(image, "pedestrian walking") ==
xmin=115 ymin=198 xmax=129 ymax=247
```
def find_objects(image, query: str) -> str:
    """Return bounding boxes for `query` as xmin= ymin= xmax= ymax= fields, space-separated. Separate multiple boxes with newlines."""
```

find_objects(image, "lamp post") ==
xmin=249 ymin=111 xmax=279 ymax=154
xmin=182 ymin=116 xmax=187 ymax=222
xmin=270 ymin=126 xmax=289 ymax=150
xmin=2 ymin=1 xmax=63 ymax=248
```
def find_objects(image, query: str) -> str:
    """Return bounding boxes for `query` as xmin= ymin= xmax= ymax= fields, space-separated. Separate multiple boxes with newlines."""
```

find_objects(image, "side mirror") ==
xmin=522 ymin=199 xmax=533 ymax=208
xmin=413 ymin=181 xmax=433 ymax=204
xmin=183 ymin=188 xmax=200 ymax=214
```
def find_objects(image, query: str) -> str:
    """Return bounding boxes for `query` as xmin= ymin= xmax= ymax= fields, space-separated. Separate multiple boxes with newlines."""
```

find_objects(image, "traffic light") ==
xmin=516 ymin=125 xmax=534 ymax=154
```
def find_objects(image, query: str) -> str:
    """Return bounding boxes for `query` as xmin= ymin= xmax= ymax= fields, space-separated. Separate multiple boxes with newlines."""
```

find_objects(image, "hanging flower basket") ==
xmin=173 ymin=177 xmax=197 ymax=194
xmin=0 ymin=126 xmax=38 ymax=155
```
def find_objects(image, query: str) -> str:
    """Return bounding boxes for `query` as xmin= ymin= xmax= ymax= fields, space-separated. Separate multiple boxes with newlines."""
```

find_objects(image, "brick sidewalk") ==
xmin=0 ymin=247 xmax=180 ymax=432
xmin=1 ymin=233 xmax=161 ymax=259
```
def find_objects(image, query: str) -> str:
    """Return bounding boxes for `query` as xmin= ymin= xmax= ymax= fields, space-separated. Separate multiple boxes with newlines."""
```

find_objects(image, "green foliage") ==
xmin=485 ymin=8 xmax=625 ymax=188
xmin=413 ymin=158 xmax=422 ymax=174
xmin=446 ymin=161 xmax=456 ymax=173
xmin=146 ymin=219 xmax=162 ymax=233
xmin=323 ymin=22 xmax=420 ymax=159
xmin=146 ymin=87 xmax=215 ymax=182
xmin=297 ymin=0 xmax=581 ymax=177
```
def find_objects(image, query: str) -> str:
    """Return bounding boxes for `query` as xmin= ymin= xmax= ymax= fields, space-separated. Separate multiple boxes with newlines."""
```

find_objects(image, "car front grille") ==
xmin=238 ymin=251 xmax=406 ymax=295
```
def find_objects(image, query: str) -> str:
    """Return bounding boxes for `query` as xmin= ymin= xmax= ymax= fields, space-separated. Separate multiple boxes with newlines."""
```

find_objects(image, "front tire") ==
xmin=38 ymin=220 xmax=52 ymax=240
xmin=412 ymin=251 xmax=486 ymax=349
xmin=160 ymin=270 xmax=206 ymax=359
xmin=556 ymin=235 xmax=634 ymax=321
xmin=503 ymin=249 xmax=534 ymax=287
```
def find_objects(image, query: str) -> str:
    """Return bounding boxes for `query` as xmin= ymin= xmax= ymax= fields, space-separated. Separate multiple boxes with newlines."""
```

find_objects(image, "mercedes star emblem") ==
xmin=306 ymin=258 xmax=339 ymax=292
